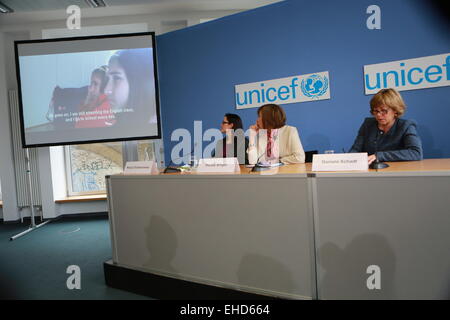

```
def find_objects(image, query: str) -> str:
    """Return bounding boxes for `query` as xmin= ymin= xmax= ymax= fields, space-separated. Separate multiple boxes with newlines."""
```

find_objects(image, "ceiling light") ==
xmin=0 ymin=1 xmax=13 ymax=13
xmin=85 ymin=0 xmax=107 ymax=8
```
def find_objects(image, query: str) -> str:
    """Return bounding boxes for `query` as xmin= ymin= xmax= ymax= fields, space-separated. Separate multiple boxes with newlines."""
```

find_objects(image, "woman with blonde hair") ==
xmin=247 ymin=104 xmax=305 ymax=165
xmin=349 ymin=88 xmax=423 ymax=165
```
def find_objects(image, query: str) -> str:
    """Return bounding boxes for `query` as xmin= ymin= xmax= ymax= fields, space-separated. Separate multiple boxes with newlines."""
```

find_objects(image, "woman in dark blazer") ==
xmin=349 ymin=88 xmax=423 ymax=165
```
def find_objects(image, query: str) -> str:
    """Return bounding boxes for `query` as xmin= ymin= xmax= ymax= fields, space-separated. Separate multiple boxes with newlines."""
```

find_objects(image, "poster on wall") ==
xmin=235 ymin=71 xmax=330 ymax=109
xmin=364 ymin=53 xmax=450 ymax=95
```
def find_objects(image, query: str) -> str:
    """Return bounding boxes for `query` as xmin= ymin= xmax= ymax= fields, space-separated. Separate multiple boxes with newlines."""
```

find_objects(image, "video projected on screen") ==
xmin=15 ymin=32 xmax=161 ymax=147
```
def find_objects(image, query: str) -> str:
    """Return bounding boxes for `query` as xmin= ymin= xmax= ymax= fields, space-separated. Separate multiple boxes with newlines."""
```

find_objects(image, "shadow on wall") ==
xmin=417 ymin=124 xmax=442 ymax=159
xmin=319 ymin=233 xmax=396 ymax=300
xmin=143 ymin=215 xmax=178 ymax=275
xmin=237 ymin=253 xmax=295 ymax=296
xmin=439 ymin=271 xmax=450 ymax=300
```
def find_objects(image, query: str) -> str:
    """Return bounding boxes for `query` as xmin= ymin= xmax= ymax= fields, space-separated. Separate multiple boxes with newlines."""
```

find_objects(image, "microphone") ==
xmin=163 ymin=143 xmax=197 ymax=173
xmin=369 ymin=129 xmax=389 ymax=169
xmin=251 ymin=135 xmax=284 ymax=172
xmin=251 ymin=151 xmax=269 ymax=172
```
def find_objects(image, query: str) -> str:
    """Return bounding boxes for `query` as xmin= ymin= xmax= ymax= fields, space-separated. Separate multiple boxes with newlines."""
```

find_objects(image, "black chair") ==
xmin=305 ymin=150 xmax=318 ymax=163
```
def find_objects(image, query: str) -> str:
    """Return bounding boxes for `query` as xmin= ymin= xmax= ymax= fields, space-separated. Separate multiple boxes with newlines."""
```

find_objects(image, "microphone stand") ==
xmin=251 ymin=162 xmax=284 ymax=172
xmin=163 ymin=143 xmax=197 ymax=173
xmin=251 ymin=152 xmax=269 ymax=172
xmin=10 ymin=149 xmax=51 ymax=240
xmin=370 ymin=130 xmax=389 ymax=169
xmin=251 ymin=134 xmax=283 ymax=172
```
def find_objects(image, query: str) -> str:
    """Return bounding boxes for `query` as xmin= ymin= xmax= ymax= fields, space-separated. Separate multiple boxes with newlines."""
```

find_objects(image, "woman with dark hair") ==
xmin=104 ymin=48 xmax=157 ymax=125
xmin=213 ymin=113 xmax=249 ymax=164
xmin=247 ymin=104 xmax=305 ymax=165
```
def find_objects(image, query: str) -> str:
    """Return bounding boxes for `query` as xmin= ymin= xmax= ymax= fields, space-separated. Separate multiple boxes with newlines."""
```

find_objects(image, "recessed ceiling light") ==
xmin=85 ymin=0 xmax=107 ymax=8
xmin=0 ymin=1 xmax=13 ymax=13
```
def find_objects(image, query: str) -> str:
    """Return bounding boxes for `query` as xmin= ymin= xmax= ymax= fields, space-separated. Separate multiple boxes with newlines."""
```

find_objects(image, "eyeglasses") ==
xmin=371 ymin=108 xmax=391 ymax=115
xmin=222 ymin=121 xmax=230 ymax=124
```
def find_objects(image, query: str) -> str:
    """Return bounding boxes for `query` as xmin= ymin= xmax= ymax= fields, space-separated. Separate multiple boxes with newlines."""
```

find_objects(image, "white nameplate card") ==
xmin=124 ymin=161 xmax=159 ymax=175
xmin=196 ymin=158 xmax=240 ymax=173
xmin=312 ymin=153 xmax=368 ymax=171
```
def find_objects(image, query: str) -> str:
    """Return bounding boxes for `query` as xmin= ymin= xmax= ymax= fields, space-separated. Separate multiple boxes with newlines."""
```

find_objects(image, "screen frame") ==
xmin=14 ymin=31 xmax=162 ymax=148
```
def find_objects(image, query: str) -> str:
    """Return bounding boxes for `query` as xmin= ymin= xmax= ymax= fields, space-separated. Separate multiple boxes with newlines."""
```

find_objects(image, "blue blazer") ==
xmin=349 ymin=117 xmax=423 ymax=162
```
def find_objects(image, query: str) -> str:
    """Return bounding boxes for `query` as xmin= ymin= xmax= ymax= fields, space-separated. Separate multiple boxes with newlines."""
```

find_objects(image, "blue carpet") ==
xmin=0 ymin=215 xmax=151 ymax=300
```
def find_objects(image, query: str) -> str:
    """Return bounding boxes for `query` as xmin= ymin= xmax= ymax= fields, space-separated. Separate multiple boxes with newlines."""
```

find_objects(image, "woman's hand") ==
xmin=368 ymin=154 xmax=377 ymax=165
xmin=248 ymin=123 xmax=259 ymax=142
xmin=249 ymin=123 xmax=259 ymax=132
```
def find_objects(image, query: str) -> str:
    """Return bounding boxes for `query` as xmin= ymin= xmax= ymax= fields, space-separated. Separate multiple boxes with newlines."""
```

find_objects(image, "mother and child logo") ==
xmin=301 ymin=74 xmax=329 ymax=98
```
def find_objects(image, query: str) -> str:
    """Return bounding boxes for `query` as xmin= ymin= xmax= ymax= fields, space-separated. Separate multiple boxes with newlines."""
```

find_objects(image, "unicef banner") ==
xmin=364 ymin=53 xmax=450 ymax=95
xmin=235 ymin=71 xmax=330 ymax=109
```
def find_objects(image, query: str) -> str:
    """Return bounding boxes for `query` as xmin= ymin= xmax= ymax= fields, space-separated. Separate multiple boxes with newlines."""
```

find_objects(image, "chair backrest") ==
xmin=305 ymin=150 xmax=318 ymax=163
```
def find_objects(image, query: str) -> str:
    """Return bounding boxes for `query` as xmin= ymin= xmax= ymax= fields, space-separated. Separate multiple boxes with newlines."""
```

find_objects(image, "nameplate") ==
xmin=312 ymin=153 xmax=368 ymax=171
xmin=124 ymin=161 xmax=159 ymax=175
xmin=197 ymin=158 xmax=240 ymax=173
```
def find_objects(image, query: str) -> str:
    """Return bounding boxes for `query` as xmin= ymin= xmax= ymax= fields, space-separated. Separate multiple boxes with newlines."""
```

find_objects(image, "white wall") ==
xmin=0 ymin=175 xmax=2 ymax=219
xmin=0 ymin=9 xmax=241 ymax=222
xmin=0 ymin=32 xmax=20 ymax=222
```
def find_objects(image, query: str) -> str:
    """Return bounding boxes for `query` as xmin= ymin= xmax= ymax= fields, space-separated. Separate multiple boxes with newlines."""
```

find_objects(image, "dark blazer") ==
xmin=212 ymin=136 xmax=249 ymax=165
xmin=349 ymin=117 xmax=423 ymax=162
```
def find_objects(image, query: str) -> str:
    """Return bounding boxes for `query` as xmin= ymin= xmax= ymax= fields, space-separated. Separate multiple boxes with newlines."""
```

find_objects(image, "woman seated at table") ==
xmin=213 ymin=113 xmax=249 ymax=164
xmin=349 ymin=88 xmax=423 ymax=165
xmin=247 ymin=104 xmax=305 ymax=165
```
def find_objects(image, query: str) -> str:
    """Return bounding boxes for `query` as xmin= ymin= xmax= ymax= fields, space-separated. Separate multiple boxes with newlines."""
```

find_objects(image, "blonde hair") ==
xmin=370 ymin=88 xmax=406 ymax=117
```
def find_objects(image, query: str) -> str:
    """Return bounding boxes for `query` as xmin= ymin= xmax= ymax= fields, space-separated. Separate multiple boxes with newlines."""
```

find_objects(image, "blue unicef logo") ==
xmin=301 ymin=74 xmax=329 ymax=98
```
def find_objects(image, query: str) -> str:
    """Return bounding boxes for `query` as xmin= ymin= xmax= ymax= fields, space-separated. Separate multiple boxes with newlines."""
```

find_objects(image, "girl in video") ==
xmin=104 ymin=48 xmax=157 ymax=126
xmin=76 ymin=66 xmax=116 ymax=128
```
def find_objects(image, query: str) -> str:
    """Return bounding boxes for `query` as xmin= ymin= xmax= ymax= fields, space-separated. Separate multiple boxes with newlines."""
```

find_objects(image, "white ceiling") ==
xmin=0 ymin=0 xmax=283 ymax=28
xmin=0 ymin=0 xmax=282 ymax=12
